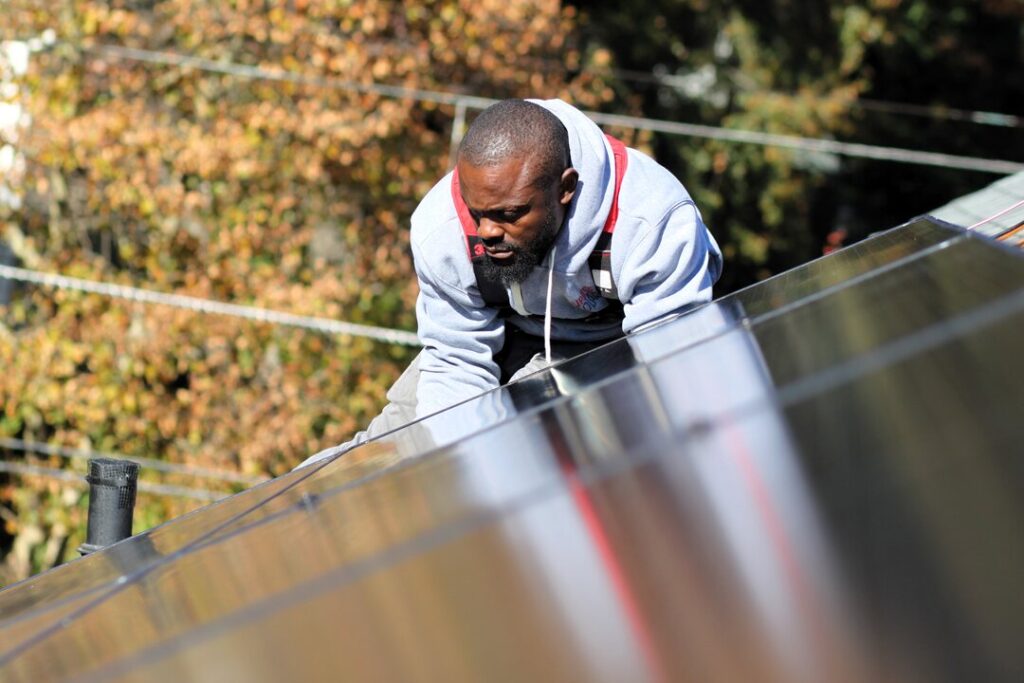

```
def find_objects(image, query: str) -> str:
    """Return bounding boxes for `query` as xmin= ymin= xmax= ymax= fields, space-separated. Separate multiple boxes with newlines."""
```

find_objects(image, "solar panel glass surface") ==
xmin=41 ymin=303 xmax=1024 ymax=683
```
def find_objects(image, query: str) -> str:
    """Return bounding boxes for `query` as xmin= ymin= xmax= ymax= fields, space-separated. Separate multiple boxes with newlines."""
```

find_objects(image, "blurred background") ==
xmin=0 ymin=0 xmax=1021 ymax=585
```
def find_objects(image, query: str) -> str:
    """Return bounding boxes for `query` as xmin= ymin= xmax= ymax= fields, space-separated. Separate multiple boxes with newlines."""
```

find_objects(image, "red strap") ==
xmin=451 ymin=133 xmax=629 ymax=257
xmin=451 ymin=167 xmax=484 ymax=258
xmin=602 ymin=134 xmax=628 ymax=236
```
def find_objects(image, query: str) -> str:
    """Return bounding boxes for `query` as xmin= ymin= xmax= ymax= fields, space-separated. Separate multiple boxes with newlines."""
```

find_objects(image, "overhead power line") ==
xmin=87 ymin=40 xmax=1023 ymax=129
xmin=603 ymin=68 xmax=1021 ymax=129
xmin=855 ymin=98 xmax=1021 ymax=128
xmin=0 ymin=460 xmax=225 ymax=501
xmin=585 ymin=111 xmax=1023 ymax=175
xmin=0 ymin=437 xmax=268 ymax=486
xmin=0 ymin=263 xmax=421 ymax=346
xmin=83 ymin=43 xmax=1024 ymax=175
xmin=87 ymin=43 xmax=495 ymax=110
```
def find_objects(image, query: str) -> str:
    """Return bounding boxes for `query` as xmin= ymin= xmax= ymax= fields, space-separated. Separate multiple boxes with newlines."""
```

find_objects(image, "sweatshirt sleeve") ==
xmin=615 ymin=200 xmax=723 ymax=334
xmin=412 ymin=238 xmax=506 ymax=419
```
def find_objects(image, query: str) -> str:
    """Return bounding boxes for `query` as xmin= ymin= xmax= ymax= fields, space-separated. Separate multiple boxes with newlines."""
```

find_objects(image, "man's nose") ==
xmin=478 ymin=218 xmax=504 ymax=242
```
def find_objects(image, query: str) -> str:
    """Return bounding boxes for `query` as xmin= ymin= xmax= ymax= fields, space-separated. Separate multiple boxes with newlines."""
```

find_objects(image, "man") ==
xmin=297 ymin=98 xmax=721 ymax=468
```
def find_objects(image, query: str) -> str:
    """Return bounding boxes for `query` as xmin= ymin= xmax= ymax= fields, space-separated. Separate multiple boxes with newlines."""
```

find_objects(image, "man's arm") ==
xmin=615 ymin=200 xmax=722 ymax=334
xmin=412 ymin=239 xmax=506 ymax=419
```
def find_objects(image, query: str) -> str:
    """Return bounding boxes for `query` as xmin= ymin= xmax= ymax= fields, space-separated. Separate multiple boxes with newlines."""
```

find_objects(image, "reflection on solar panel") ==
xmin=1 ymin=217 xmax=1022 ymax=682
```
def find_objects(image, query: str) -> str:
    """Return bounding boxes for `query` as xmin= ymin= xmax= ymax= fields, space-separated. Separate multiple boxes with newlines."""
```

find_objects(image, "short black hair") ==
xmin=458 ymin=99 xmax=571 ymax=189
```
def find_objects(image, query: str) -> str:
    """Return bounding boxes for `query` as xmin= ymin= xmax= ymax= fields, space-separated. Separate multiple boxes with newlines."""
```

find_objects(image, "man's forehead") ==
xmin=457 ymin=154 xmax=543 ymax=205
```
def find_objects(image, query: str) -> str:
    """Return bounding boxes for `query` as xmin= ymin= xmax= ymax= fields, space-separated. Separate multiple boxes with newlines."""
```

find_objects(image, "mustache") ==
xmin=484 ymin=242 xmax=520 ymax=254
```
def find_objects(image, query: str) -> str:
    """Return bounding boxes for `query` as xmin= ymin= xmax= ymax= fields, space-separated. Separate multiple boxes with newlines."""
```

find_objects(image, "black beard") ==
xmin=477 ymin=213 xmax=560 ymax=286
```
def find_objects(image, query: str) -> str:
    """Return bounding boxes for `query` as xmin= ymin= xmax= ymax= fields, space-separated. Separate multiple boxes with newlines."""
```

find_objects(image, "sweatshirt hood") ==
xmin=529 ymin=98 xmax=616 ymax=276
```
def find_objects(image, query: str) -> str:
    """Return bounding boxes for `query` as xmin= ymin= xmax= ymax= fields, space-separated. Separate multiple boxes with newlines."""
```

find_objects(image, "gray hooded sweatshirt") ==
xmin=410 ymin=98 xmax=723 ymax=419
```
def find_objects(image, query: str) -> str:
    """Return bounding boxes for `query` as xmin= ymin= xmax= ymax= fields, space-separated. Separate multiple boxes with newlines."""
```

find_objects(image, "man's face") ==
xmin=457 ymin=155 xmax=578 ymax=285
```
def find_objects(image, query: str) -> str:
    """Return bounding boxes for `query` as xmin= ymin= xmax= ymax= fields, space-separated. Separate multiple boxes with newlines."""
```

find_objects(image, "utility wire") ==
xmin=82 ymin=39 xmax=1023 ymax=129
xmin=604 ymin=68 xmax=1021 ymax=128
xmin=82 ymin=43 xmax=1024 ymax=174
xmin=0 ymin=264 xmax=421 ymax=346
xmin=855 ymin=98 xmax=1020 ymax=128
xmin=585 ymin=111 xmax=1023 ymax=175
xmin=0 ymin=460 xmax=226 ymax=502
xmin=0 ymin=437 xmax=268 ymax=486
xmin=87 ymin=43 xmax=495 ymax=111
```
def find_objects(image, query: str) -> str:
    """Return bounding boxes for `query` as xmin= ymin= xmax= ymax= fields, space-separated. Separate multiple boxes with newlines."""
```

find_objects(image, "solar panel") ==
xmin=0 ymin=457 xmax=330 ymax=622
xmin=0 ymin=217 xmax=955 ymax=615
xmin=1 ymin=217 xmax=1021 ymax=682
xmin=750 ymin=234 xmax=1024 ymax=386
xmin=0 ymin=219 xmax=991 ymax=616
xmin=729 ymin=217 xmax=960 ymax=317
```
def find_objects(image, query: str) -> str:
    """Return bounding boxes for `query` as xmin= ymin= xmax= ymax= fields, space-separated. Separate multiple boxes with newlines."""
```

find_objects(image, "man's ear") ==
xmin=559 ymin=168 xmax=579 ymax=206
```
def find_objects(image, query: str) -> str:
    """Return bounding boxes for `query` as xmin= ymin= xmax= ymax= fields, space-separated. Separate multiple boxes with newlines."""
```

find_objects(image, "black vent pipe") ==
xmin=79 ymin=457 xmax=139 ymax=556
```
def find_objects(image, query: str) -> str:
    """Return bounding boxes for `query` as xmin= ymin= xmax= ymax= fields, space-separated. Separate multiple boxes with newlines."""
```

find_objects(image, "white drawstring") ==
xmin=544 ymin=244 xmax=556 ymax=364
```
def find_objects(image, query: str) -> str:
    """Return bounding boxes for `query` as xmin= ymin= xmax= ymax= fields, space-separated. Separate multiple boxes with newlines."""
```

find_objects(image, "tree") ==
xmin=569 ymin=0 xmax=1023 ymax=290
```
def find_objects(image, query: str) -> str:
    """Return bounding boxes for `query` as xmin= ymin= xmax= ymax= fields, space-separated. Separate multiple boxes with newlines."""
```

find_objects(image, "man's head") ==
xmin=456 ymin=100 xmax=579 ymax=285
